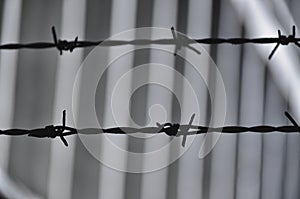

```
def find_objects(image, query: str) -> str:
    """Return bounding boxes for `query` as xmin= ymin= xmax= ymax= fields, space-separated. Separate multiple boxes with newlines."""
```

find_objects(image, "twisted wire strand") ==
xmin=0 ymin=111 xmax=299 ymax=147
xmin=0 ymin=26 xmax=299 ymax=59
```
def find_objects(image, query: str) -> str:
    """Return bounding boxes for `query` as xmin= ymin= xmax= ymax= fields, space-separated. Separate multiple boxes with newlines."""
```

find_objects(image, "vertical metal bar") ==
xmin=140 ymin=0 xmax=178 ymax=198
xmin=201 ymin=0 xmax=221 ymax=198
xmin=235 ymin=46 xmax=265 ymax=199
xmin=284 ymin=1 xmax=300 ymax=198
xmin=47 ymin=0 xmax=86 ymax=199
xmin=166 ymin=1 xmax=189 ymax=199
xmin=175 ymin=0 xmax=212 ymax=199
xmin=208 ymin=1 xmax=242 ymax=198
xmin=10 ymin=0 xmax=61 ymax=196
xmin=260 ymin=68 xmax=287 ymax=199
xmin=231 ymin=1 xmax=300 ymax=198
xmin=98 ymin=0 xmax=137 ymax=198
xmin=72 ymin=1 xmax=112 ymax=198
xmin=124 ymin=0 xmax=154 ymax=198
xmin=0 ymin=0 xmax=22 ymax=171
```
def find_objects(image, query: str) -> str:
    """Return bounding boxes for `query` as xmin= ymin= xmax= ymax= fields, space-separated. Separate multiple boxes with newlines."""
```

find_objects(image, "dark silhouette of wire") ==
xmin=0 ymin=26 xmax=299 ymax=59
xmin=0 ymin=111 xmax=299 ymax=147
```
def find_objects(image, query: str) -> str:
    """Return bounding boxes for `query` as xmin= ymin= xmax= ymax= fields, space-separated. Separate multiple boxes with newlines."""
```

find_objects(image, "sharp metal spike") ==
xmin=62 ymin=110 xmax=66 ymax=127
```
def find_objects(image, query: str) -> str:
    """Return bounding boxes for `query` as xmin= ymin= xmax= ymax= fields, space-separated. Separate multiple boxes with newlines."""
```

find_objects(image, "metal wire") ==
xmin=0 ymin=26 xmax=299 ymax=59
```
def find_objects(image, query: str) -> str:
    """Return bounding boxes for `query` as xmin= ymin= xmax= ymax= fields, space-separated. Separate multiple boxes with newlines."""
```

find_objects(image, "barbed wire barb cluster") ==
xmin=0 ymin=25 xmax=299 ymax=59
xmin=0 ymin=110 xmax=299 ymax=147
xmin=268 ymin=25 xmax=300 ymax=59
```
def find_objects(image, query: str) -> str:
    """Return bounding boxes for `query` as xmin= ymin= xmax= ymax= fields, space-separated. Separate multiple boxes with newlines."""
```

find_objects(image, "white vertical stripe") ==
xmin=261 ymin=73 xmax=286 ymax=199
xmin=176 ymin=0 xmax=212 ymax=198
xmin=0 ymin=0 xmax=22 ymax=171
xmin=141 ymin=0 xmax=178 ymax=198
xmin=47 ymin=0 xmax=86 ymax=198
xmin=98 ymin=0 xmax=137 ymax=198
xmin=236 ymin=46 xmax=265 ymax=199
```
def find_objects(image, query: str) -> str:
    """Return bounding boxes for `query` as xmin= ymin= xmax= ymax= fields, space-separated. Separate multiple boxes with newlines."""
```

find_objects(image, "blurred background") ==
xmin=0 ymin=0 xmax=299 ymax=198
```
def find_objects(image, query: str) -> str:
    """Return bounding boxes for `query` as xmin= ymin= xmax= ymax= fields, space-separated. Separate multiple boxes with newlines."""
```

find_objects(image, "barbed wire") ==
xmin=0 ymin=26 xmax=300 ymax=59
xmin=1 ymin=26 xmax=300 ymax=147
xmin=0 ymin=110 xmax=299 ymax=147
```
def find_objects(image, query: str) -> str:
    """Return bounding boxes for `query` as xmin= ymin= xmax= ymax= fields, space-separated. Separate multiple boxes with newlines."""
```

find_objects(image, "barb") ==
xmin=171 ymin=27 xmax=201 ymax=56
xmin=0 ymin=110 xmax=299 ymax=147
xmin=51 ymin=26 xmax=79 ymax=55
xmin=268 ymin=25 xmax=300 ymax=59
xmin=0 ymin=26 xmax=299 ymax=59
xmin=1 ymin=110 xmax=76 ymax=146
xmin=179 ymin=113 xmax=195 ymax=147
